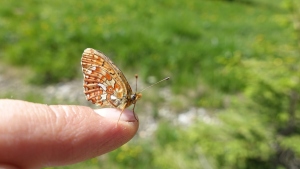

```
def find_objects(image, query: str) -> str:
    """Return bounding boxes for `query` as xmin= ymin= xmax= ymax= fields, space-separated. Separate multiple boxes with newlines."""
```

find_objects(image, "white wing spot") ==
xmin=98 ymin=83 xmax=107 ymax=90
xmin=106 ymin=79 xmax=115 ymax=87
xmin=100 ymin=94 xmax=107 ymax=101
xmin=86 ymin=70 xmax=92 ymax=74
xmin=111 ymin=95 xmax=117 ymax=100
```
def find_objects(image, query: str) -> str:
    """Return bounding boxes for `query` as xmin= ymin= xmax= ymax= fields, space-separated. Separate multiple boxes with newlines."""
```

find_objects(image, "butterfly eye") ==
xmin=131 ymin=94 xmax=136 ymax=100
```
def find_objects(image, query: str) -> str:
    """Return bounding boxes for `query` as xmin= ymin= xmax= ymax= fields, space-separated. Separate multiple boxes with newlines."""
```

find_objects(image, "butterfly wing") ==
xmin=81 ymin=48 xmax=133 ymax=108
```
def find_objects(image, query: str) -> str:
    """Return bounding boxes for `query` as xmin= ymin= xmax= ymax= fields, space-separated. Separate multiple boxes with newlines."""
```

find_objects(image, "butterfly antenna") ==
xmin=135 ymin=74 xmax=138 ymax=93
xmin=140 ymin=77 xmax=170 ymax=93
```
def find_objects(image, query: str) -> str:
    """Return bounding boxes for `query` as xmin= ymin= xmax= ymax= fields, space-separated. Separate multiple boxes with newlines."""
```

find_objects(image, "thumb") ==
xmin=0 ymin=99 xmax=139 ymax=169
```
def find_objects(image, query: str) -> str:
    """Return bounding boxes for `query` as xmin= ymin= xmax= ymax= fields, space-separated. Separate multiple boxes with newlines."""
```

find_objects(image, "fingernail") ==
xmin=94 ymin=108 xmax=138 ymax=122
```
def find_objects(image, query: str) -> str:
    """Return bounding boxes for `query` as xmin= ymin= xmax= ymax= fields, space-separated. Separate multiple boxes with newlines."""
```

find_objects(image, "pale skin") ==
xmin=0 ymin=99 xmax=139 ymax=169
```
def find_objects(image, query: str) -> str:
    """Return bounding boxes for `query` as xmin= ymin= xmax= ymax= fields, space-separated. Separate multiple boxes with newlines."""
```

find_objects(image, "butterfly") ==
xmin=81 ymin=48 xmax=169 ymax=123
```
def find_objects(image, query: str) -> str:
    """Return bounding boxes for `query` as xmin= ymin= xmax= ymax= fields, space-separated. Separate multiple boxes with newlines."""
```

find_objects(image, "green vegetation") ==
xmin=1 ymin=0 xmax=300 ymax=168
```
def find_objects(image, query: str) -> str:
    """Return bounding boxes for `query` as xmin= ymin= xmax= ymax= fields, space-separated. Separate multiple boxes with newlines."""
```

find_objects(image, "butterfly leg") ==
xmin=132 ymin=103 xmax=138 ymax=122
xmin=117 ymin=103 xmax=138 ymax=124
xmin=117 ymin=103 xmax=127 ymax=124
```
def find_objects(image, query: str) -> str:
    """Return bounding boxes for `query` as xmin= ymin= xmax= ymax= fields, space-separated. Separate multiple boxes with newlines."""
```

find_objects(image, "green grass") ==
xmin=0 ymin=0 xmax=290 ymax=93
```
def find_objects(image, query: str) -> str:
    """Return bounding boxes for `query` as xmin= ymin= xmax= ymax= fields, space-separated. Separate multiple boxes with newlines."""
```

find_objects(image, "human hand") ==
xmin=0 ymin=99 xmax=139 ymax=169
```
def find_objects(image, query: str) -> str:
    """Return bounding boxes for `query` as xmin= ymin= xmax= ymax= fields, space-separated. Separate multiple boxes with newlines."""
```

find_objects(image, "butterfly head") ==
xmin=131 ymin=93 xmax=142 ymax=104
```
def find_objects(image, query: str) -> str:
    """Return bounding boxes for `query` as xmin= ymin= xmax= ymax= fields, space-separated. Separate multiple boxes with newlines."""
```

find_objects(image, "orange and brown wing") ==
xmin=81 ymin=48 xmax=133 ymax=108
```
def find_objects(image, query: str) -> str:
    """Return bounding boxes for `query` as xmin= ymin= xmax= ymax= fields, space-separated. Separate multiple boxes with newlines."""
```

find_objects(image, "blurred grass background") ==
xmin=1 ymin=0 xmax=300 ymax=168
